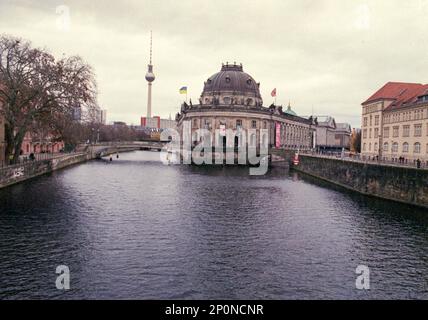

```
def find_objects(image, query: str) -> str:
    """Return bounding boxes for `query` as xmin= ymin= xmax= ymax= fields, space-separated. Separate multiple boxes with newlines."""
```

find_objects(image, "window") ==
xmin=414 ymin=124 xmax=422 ymax=137
xmin=403 ymin=125 xmax=410 ymax=137
xmin=363 ymin=117 xmax=368 ymax=127
xmin=383 ymin=127 xmax=390 ymax=138
xmin=383 ymin=142 xmax=389 ymax=152
xmin=374 ymin=128 xmax=379 ymax=138
xmin=414 ymin=142 xmax=421 ymax=154
xmin=193 ymin=118 xmax=198 ymax=127
xmin=375 ymin=115 xmax=379 ymax=126
xmin=204 ymin=119 xmax=212 ymax=130
xmin=223 ymin=97 xmax=231 ymax=104
xmin=369 ymin=116 xmax=372 ymax=126
xmin=263 ymin=121 xmax=267 ymax=129
xmin=369 ymin=143 xmax=372 ymax=151
xmin=251 ymin=120 xmax=257 ymax=129
xmin=363 ymin=143 xmax=366 ymax=151
xmin=403 ymin=142 xmax=409 ymax=153
xmin=363 ymin=129 xmax=367 ymax=139
xmin=374 ymin=142 xmax=378 ymax=152
xmin=236 ymin=119 xmax=242 ymax=129
xmin=393 ymin=126 xmax=399 ymax=138
xmin=392 ymin=142 xmax=398 ymax=153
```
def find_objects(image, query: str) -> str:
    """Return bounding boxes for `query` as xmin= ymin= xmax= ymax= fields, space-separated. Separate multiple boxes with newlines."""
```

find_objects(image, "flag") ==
xmin=179 ymin=86 xmax=188 ymax=94
xmin=271 ymin=88 xmax=277 ymax=97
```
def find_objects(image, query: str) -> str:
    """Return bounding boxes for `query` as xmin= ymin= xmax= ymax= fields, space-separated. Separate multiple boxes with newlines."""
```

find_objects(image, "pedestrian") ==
xmin=417 ymin=158 xmax=421 ymax=169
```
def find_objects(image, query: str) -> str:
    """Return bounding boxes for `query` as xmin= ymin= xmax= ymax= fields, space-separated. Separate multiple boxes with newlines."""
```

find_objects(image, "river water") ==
xmin=0 ymin=151 xmax=427 ymax=299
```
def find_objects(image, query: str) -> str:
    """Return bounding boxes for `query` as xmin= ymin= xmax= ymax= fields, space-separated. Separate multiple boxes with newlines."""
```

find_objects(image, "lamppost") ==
xmin=97 ymin=129 xmax=100 ymax=144
xmin=91 ymin=128 xmax=95 ymax=145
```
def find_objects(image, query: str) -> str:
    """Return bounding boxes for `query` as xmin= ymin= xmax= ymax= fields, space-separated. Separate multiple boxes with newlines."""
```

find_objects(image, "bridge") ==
xmin=77 ymin=141 xmax=167 ymax=159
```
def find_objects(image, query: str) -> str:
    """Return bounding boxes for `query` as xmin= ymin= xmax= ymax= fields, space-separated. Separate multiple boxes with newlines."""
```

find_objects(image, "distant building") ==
xmin=73 ymin=105 xmax=82 ymax=121
xmin=113 ymin=121 xmax=127 ymax=127
xmin=314 ymin=116 xmax=352 ymax=151
xmin=140 ymin=116 xmax=176 ymax=130
xmin=361 ymin=82 xmax=428 ymax=163
xmin=20 ymin=131 xmax=65 ymax=155
xmin=99 ymin=109 xmax=107 ymax=125
xmin=176 ymin=62 xmax=315 ymax=157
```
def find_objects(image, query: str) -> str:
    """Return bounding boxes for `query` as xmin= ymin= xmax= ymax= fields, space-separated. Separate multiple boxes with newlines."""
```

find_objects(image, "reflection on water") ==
xmin=0 ymin=151 xmax=427 ymax=299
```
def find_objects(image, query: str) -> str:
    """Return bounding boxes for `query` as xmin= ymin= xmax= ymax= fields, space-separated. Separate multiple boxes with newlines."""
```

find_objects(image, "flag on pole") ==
xmin=179 ymin=86 xmax=188 ymax=94
xmin=271 ymin=88 xmax=277 ymax=97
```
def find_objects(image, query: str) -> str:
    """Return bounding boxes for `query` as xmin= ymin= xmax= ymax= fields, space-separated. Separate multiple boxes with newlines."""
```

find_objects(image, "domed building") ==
xmin=176 ymin=63 xmax=315 ymax=162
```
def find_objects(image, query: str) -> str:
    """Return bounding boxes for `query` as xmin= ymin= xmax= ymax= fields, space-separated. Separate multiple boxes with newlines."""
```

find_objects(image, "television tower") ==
xmin=145 ymin=31 xmax=155 ymax=118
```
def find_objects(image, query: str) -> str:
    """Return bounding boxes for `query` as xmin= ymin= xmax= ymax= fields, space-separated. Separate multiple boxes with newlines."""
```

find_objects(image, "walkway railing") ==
xmin=299 ymin=150 xmax=428 ymax=169
xmin=0 ymin=152 xmax=82 ymax=170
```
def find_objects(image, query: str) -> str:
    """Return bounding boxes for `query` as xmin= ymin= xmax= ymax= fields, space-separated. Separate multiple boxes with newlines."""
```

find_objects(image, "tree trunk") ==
xmin=12 ymin=128 xmax=27 ymax=163
xmin=4 ymin=123 xmax=15 ymax=164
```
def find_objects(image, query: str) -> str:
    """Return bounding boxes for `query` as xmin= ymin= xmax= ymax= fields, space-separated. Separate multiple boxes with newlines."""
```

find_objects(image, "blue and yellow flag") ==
xmin=179 ymin=86 xmax=188 ymax=94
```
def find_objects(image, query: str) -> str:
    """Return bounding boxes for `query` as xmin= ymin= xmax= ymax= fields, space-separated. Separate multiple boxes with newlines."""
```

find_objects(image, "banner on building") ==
xmin=275 ymin=122 xmax=281 ymax=148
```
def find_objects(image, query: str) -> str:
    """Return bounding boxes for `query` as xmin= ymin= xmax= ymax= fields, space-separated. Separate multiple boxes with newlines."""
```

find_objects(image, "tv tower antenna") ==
xmin=145 ymin=31 xmax=155 ymax=118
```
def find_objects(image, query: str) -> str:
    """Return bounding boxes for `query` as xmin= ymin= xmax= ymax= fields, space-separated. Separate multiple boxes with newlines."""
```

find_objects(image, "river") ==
xmin=0 ymin=151 xmax=427 ymax=299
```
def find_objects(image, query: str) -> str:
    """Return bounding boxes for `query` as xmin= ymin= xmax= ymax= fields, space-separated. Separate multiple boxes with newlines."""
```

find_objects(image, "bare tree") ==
xmin=0 ymin=35 xmax=98 ymax=161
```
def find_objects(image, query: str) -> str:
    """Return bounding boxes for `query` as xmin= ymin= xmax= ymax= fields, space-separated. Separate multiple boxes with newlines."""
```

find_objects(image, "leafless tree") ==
xmin=0 ymin=35 xmax=98 ymax=161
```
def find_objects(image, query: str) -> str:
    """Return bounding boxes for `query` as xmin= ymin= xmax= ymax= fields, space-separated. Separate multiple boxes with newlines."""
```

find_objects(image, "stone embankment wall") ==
xmin=0 ymin=153 xmax=91 ymax=189
xmin=294 ymin=155 xmax=428 ymax=208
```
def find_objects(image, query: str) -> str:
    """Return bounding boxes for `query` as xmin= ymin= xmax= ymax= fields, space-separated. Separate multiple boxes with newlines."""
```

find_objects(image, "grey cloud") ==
xmin=1 ymin=0 xmax=428 ymax=127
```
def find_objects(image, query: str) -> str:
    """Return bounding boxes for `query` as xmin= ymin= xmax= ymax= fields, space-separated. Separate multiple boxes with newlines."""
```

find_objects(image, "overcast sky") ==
xmin=1 ymin=0 xmax=428 ymax=127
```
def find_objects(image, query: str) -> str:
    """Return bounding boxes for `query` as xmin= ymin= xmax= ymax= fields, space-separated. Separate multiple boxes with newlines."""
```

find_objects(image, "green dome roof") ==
xmin=284 ymin=103 xmax=297 ymax=116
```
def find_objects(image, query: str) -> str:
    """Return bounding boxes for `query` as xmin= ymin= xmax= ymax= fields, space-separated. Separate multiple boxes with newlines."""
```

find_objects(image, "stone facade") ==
xmin=176 ymin=63 xmax=315 ymax=157
xmin=362 ymin=82 xmax=428 ymax=164
xmin=314 ymin=116 xmax=351 ymax=151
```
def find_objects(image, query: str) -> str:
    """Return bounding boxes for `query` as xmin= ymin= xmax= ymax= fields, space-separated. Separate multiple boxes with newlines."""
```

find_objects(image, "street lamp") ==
xmin=97 ymin=129 xmax=100 ymax=144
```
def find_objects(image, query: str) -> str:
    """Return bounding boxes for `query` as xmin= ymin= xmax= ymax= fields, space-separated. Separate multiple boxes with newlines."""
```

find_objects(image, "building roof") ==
xmin=202 ymin=63 xmax=262 ymax=98
xmin=316 ymin=116 xmax=336 ymax=128
xmin=284 ymin=103 xmax=297 ymax=116
xmin=362 ymin=82 xmax=428 ymax=109
xmin=336 ymin=123 xmax=352 ymax=132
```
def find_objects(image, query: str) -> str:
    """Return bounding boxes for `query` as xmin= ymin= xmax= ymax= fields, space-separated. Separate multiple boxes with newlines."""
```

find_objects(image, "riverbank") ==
xmin=293 ymin=154 xmax=428 ymax=209
xmin=0 ymin=152 xmax=92 ymax=189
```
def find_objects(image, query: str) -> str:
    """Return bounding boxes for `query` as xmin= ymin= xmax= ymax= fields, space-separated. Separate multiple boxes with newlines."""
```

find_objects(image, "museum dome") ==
xmin=202 ymin=63 xmax=262 ymax=99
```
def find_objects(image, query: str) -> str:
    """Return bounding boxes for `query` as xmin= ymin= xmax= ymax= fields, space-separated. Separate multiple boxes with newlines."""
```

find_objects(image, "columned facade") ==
xmin=176 ymin=63 xmax=314 ymax=160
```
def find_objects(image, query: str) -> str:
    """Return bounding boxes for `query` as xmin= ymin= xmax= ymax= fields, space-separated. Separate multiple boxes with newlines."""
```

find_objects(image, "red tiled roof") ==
xmin=362 ymin=82 xmax=428 ymax=110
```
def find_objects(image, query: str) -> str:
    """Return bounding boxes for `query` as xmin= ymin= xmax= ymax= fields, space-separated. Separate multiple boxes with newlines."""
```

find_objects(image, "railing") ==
xmin=0 ymin=152 xmax=82 ymax=170
xmin=299 ymin=150 xmax=428 ymax=169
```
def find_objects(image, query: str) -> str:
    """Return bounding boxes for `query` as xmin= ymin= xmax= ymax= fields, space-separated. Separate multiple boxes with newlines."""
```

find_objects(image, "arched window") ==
xmin=414 ymin=142 xmax=421 ymax=154
xmin=250 ymin=133 xmax=256 ymax=147
xmin=403 ymin=142 xmax=409 ymax=153
xmin=383 ymin=142 xmax=389 ymax=152
xmin=392 ymin=142 xmax=398 ymax=153
xmin=223 ymin=97 xmax=231 ymax=104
